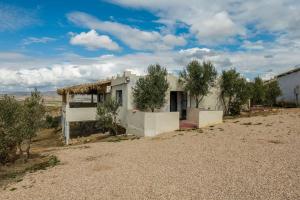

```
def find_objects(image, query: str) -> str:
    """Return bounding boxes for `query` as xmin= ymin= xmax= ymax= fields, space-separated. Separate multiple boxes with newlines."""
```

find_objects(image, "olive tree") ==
xmin=97 ymin=98 xmax=120 ymax=135
xmin=250 ymin=77 xmax=266 ymax=105
xmin=265 ymin=80 xmax=281 ymax=106
xmin=20 ymin=89 xmax=46 ymax=159
xmin=179 ymin=60 xmax=217 ymax=108
xmin=220 ymin=69 xmax=251 ymax=115
xmin=0 ymin=95 xmax=23 ymax=163
xmin=132 ymin=64 xmax=169 ymax=112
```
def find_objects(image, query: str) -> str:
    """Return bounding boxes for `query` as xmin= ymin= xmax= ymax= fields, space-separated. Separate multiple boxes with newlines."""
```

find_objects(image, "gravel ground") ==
xmin=1 ymin=109 xmax=300 ymax=200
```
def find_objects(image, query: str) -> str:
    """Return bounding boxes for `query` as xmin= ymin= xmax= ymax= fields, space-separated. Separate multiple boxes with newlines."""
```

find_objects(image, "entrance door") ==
xmin=180 ymin=92 xmax=187 ymax=120
xmin=170 ymin=91 xmax=177 ymax=112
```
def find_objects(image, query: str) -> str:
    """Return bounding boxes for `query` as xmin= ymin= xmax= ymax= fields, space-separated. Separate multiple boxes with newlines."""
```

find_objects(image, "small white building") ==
xmin=58 ymin=71 xmax=223 ymax=144
xmin=276 ymin=67 xmax=300 ymax=106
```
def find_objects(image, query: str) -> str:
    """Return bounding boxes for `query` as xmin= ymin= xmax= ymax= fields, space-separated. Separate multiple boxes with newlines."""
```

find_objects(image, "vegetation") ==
xmin=179 ymin=60 xmax=217 ymax=108
xmin=96 ymin=98 xmax=120 ymax=135
xmin=0 ymin=89 xmax=45 ymax=164
xmin=250 ymin=77 xmax=266 ymax=105
xmin=220 ymin=69 xmax=251 ymax=115
xmin=264 ymin=80 xmax=282 ymax=106
xmin=132 ymin=64 xmax=169 ymax=112
xmin=249 ymin=77 xmax=281 ymax=107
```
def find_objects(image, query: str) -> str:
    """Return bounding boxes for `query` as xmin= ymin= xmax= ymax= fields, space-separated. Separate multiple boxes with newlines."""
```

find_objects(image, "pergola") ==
xmin=57 ymin=79 xmax=111 ymax=144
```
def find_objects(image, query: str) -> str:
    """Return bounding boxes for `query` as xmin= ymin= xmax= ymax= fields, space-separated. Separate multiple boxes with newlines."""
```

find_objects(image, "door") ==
xmin=180 ymin=92 xmax=187 ymax=120
xmin=170 ymin=91 xmax=177 ymax=112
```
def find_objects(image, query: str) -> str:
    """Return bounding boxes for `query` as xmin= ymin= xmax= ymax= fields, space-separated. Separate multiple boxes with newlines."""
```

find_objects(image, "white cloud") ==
xmin=70 ymin=29 xmax=120 ymax=51
xmin=0 ymin=3 xmax=38 ymax=31
xmin=1 ymin=43 xmax=300 ymax=91
xmin=67 ymin=11 xmax=186 ymax=51
xmin=22 ymin=37 xmax=56 ymax=45
xmin=109 ymin=0 xmax=300 ymax=45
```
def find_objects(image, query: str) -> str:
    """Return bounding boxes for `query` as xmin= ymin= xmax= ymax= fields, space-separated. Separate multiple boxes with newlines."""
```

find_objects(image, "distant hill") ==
xmin=0 ymin=91 xmax=60 ymax=103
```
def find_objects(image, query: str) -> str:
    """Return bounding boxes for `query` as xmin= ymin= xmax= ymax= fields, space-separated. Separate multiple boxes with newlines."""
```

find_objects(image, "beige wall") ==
xmin=127 ymin=110 xmax=180 ymax=137
xmin=65 ymin=105 xmax=97 ymax=122
xmin=187 ymin=108 xmax=223 ymax=128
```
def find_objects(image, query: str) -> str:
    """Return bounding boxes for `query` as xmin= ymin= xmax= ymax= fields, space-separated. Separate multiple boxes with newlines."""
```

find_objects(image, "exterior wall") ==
xmin=198 ymin=110 xmax=223 ymax=128
xmin=187 ymin=108 xmax=223 ymax=128
xmin=186 ymin=108 xmax=200 ymax=125
xmin=160 ymin=74 xmax=184 ymax=112
xmin=127 ymin=110 xmax=180 ymax=137
xmin=188 ymin=85 xmax=223 ymax=110
xmin=277 ymin=70 xmax=300 ymax=104
xmin=65 ymin=105 xmax=97 ymax=122
xmin=111 ymin=71 xmax=141 ymax=127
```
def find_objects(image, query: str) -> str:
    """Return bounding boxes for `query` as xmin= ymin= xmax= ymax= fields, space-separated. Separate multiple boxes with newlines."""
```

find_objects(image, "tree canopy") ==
xmin=132 ymin=64 xmax=169 ymax=112
xmin=179 ymin=60 xmax=217 ymax=108
xmin=220 ymin=69 xmax=251 ymax=115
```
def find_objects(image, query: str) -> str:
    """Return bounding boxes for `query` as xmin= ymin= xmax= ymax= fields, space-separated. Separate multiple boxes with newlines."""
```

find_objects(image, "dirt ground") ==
xmin=1 ymin=109 xmax=299 ymax=200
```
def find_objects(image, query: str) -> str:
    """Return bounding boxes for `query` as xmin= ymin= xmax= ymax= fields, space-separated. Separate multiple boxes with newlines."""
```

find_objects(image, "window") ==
xmin=116 ymin=90 xmax=123 ymax=106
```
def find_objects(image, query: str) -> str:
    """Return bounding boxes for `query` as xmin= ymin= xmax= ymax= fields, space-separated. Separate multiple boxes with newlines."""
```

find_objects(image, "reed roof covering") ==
xmin=57 ymin=80 xmax=111 ymax=95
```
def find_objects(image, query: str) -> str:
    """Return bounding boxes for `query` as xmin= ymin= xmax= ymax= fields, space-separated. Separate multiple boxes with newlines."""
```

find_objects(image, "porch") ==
xmin=57 ymin=80 xmax=111 ymax=144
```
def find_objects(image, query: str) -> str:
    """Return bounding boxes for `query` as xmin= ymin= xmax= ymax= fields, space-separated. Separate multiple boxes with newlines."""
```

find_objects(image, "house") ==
xmin=275 ymin=66 xmax=300 ymax=106
xmin=57 ymin=71 xmax=223 ymax=144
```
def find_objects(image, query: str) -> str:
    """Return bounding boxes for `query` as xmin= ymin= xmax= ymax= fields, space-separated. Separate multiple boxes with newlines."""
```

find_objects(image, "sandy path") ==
xmin=1 ymin=109 xmax=300 ymax=200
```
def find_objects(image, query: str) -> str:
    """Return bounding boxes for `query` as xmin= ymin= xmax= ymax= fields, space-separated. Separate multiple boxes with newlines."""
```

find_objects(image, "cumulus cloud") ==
xmin=67 ymin=11 xmax=186 ymax=51
xmin=0 ymin=3 xmax=38 ymax=31
xmin=109 ymin=0 xmax=300 ymax=45
xmin=1 ymin=43 xmax=300 ymax=91
xmin=70 ymin=29 xmax=120 ymax=51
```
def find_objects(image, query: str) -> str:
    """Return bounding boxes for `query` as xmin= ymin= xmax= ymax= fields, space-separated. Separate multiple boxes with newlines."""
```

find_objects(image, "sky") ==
xmin=0 ymin=0 xmax=300 ymax=92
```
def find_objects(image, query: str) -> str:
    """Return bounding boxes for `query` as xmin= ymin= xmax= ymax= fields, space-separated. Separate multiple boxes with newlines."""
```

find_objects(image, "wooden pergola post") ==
xmin=64 ymin=92 xmax=70 ymax=145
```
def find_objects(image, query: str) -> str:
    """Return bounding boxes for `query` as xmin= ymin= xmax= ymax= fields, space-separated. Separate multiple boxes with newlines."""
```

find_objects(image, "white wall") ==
xmin=277 ymin=70 xmax=300 ymax=104
xmin=65 ymin=105 xmax=97 ymax=122
xmin=187 ymin=108 xmax=223 ymax=128
xmin=188 ymin=85 xmax=223 ymax=110
xmin=127 ymin=110 xmax=180 ymax=137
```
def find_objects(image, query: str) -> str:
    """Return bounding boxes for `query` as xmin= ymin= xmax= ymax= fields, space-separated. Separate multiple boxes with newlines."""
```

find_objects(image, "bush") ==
xmin=45 ymin=115 xmax=60 ymax=128
xmin=220 ymin=69 xmax=251 ymax=115
xmin=0 ymin=89 xmax=45 ymax=164
xmin=132 ymin=64 xmax=169 ymax=112
xmin=96 ymin=98 xmax=120 ymax=135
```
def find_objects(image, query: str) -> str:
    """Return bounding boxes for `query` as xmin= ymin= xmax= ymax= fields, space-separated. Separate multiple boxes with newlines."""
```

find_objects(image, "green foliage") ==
xmin=265 ymin=80 xmax=281 ymax=106
xmin=132 ymin=64 xmax=169 ymax=112
xmin=179 ymin=60 xmax=217 ymax=108
xmin=96 ymin=98 xmax=120 ymax=135
xmin=0 ymin=89 xmax=46 ymax=164
xmin=220 ymin=69 xmax=251 ymax=115
xmin=250 ymin=77 xmax=266 ymax=105
xmin=0 ymin=95 xmax=23 ymax=164
xmin=45 ymin=115 xmax=60 ymax=128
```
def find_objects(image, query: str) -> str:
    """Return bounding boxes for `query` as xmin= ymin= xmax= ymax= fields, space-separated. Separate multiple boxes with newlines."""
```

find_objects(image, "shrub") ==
xmin=265 ymin=80 xmax=281 ymax=106
xmin=133 ymin=64 xmax=169 ymax=112
xmin=220 ymin=69 xmax=251 ymax=115
xmin=0 ymin=89 xmax=46 ymax=164
xmin=0 ymin=95 xmax=23 ymax=164
xmin=96 ymin=98 xmax=120 ymax=135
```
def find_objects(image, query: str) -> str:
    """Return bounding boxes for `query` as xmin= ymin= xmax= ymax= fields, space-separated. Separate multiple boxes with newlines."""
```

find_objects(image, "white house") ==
xmin=57 ymin=71 xmax=223 ymax=144
xmin=276 ymin=67 xmax=300 ymax=106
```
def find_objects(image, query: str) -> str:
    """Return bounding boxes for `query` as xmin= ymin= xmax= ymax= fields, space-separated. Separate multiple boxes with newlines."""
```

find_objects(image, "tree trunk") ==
xmin=25 ymin=138 xmax=32 ymax=160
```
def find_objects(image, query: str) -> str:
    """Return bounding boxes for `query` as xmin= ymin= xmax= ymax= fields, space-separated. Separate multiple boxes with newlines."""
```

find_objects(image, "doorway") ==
xmin=170 ymin=91 xmax=187 ymax=120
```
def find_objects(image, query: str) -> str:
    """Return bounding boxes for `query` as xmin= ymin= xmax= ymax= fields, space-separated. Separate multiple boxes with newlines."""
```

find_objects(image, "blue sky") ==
xmin=0 ymin=0 xmax=300 ymax=91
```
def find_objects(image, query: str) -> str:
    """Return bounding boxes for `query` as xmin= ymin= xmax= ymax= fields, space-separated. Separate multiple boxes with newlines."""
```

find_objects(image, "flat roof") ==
xmin=276 ymin=67 xmax=300 ymax=78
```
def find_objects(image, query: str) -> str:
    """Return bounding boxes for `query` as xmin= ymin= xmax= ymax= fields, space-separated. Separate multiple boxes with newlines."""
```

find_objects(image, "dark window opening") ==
xmin=116 ymin=90 xmax=123 ymax=106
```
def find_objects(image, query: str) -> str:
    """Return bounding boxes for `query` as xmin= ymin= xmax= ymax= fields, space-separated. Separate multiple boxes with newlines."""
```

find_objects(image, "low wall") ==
xmin=66 ymin=106 xmax=97 ymax=122
xmin=127 ymin=110 xmax=179 ymax=137
xmin=187 ymin=108 xmax=223 ymax=128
